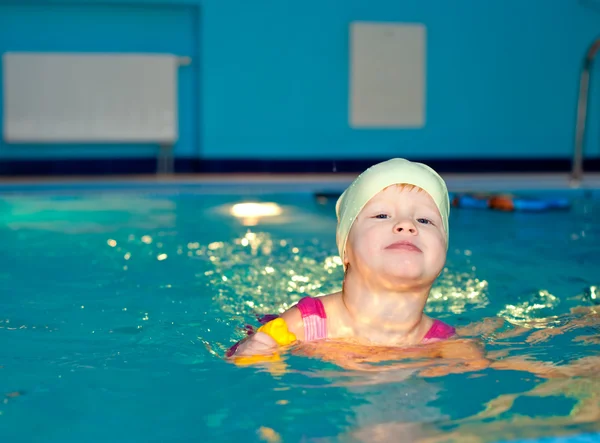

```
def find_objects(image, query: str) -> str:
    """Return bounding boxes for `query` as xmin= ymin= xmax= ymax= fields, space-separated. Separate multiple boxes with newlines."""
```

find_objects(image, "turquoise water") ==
xmin=0 ymin=183 xmax=599 ymax=443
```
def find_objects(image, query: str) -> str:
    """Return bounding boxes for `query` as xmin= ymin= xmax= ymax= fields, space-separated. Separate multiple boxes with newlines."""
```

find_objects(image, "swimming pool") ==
xmin=1 ymin=174 xmax=599 ymax=443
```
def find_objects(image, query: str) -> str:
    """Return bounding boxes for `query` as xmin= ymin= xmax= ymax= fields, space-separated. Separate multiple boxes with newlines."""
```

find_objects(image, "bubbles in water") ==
xmin=426 ymin=249 xmax=490 ymax=316
xmin=582 ymin=285 xmax=599 ymax=305
xmin=195 ymin=231 xmax=343 ymax=317
xmin=498 ymin=289 xmax=561 ymax=327
xmin=427 ymin=268 xmax=489 ymax=315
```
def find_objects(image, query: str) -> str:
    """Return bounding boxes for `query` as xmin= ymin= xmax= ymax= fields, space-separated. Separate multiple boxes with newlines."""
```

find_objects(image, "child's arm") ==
xmin=232 ymin=330 xmax=279 ymax=357
xmin=425 ymin=339 xmax=596 ymax=379
xmin=230 ymin=306 xmax=305 ymax=358
xmin=415 ymin=339 xmax=491 ymax=377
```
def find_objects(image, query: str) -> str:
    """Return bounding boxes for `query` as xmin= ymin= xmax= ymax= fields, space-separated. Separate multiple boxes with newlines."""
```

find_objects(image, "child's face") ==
xmin=345 ymin=185 xmax=447 ymax=285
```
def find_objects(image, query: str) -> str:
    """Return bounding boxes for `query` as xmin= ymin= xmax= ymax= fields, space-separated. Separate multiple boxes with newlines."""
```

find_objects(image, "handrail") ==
xmin=572 ymin=39 xmax=600 ymax=184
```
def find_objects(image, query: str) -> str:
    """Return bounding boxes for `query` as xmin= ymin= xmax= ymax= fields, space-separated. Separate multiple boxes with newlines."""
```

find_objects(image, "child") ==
xmin=228 ymin=158 xmax=599 ymax=378
xmin=228 ymin=158 xmax=478 ymax=363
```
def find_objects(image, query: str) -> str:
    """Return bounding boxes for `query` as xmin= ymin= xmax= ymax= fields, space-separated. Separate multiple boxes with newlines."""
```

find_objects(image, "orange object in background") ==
xmin=489 ymin=195 xmax=515 ymax=211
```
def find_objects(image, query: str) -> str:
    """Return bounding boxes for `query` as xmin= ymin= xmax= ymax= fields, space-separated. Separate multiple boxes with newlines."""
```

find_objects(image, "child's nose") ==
xmin=393 ymin=219 xmax=417 ymax=234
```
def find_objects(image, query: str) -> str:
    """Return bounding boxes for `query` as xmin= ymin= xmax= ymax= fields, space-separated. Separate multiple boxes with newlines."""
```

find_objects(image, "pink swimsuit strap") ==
xmin=296 ymin=296 xmax=328 ymax=341
xmin=422 ymin=319 xmax=456 ymax=342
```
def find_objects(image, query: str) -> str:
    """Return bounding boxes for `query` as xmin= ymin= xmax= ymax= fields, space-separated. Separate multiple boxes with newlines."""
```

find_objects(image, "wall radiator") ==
xmin=2 ymin=52 xmax=188 ymax=173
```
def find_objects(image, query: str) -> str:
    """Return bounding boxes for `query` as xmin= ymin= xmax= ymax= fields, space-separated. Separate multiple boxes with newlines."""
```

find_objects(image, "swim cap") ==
xmin=335 ymin=158 xmax=450 ymax=264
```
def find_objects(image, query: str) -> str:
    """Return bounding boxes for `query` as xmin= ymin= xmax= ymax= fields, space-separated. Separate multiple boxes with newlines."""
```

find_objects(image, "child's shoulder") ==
xmin=280 ymin=293 xmax=339 ymax=341
xmin=284 ymin=293 xmax=339 ymax=316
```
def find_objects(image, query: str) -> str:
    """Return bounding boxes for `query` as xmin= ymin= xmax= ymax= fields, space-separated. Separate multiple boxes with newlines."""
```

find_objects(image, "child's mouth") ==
xmin=385 ymin=240 xmax=422 ymax=252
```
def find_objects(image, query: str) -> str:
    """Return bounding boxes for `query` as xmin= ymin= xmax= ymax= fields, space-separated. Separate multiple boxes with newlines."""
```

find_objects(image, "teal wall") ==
xmin=1 ymin=0 xmax=600 ymax=161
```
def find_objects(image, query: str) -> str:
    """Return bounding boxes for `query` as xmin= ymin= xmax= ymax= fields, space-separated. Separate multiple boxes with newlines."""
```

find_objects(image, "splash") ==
xmin=498 ymin=289 xmax=561 ymax=328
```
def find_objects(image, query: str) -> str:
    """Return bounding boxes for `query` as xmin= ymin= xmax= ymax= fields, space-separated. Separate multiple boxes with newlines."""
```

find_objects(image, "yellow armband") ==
xmin=233 ymin=353 xmax=282 ymax=366
xmin=232 ymin=318 xmax=296 ymax=372
xmin=257 ymin=318 xmax=297 ymax=346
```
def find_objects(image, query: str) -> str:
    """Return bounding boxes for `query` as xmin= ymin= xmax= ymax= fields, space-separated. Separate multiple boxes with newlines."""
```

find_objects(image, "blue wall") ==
xmin=1 ymin=0 xmax=600 ymax=162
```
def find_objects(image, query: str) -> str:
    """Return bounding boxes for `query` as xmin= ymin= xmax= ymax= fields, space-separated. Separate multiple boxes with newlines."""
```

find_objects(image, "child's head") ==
xmin=335 ymin=158 xmax=450 ymax=285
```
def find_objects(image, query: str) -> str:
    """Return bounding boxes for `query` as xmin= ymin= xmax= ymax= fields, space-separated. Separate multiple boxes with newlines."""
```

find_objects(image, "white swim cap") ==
xmin=335 ymin=158 xmax=450 ymax=264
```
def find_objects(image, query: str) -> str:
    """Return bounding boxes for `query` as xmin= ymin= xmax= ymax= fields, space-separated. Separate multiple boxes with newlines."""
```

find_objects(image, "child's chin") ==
xmin=382 ymin=265 xmax=425 ymax=282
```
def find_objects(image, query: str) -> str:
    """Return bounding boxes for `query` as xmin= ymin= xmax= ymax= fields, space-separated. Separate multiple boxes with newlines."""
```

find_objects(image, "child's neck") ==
xmin=339 ymin=273 xmax=433 ymax=346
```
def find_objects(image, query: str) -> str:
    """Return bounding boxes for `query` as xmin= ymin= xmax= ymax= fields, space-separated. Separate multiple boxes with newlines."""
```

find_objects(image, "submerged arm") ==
xmin=228 ymin=307 xmax=305 ymax=364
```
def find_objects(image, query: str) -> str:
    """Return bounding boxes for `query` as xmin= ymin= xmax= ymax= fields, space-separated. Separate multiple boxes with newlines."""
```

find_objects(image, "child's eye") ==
xmin=417 ymin=218 xmax=433 ymax=225
xmin=373 ymin=214 xmax=389 ymax=219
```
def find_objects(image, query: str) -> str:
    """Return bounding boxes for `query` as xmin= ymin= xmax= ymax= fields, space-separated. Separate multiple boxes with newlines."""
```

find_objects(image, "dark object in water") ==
xmin=452 ymin=193 xmax=571 ymax=212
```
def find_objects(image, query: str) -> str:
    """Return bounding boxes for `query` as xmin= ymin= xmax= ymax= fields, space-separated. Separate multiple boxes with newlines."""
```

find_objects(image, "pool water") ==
xmin=0 ymin=183 xmax=599 ymax=443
